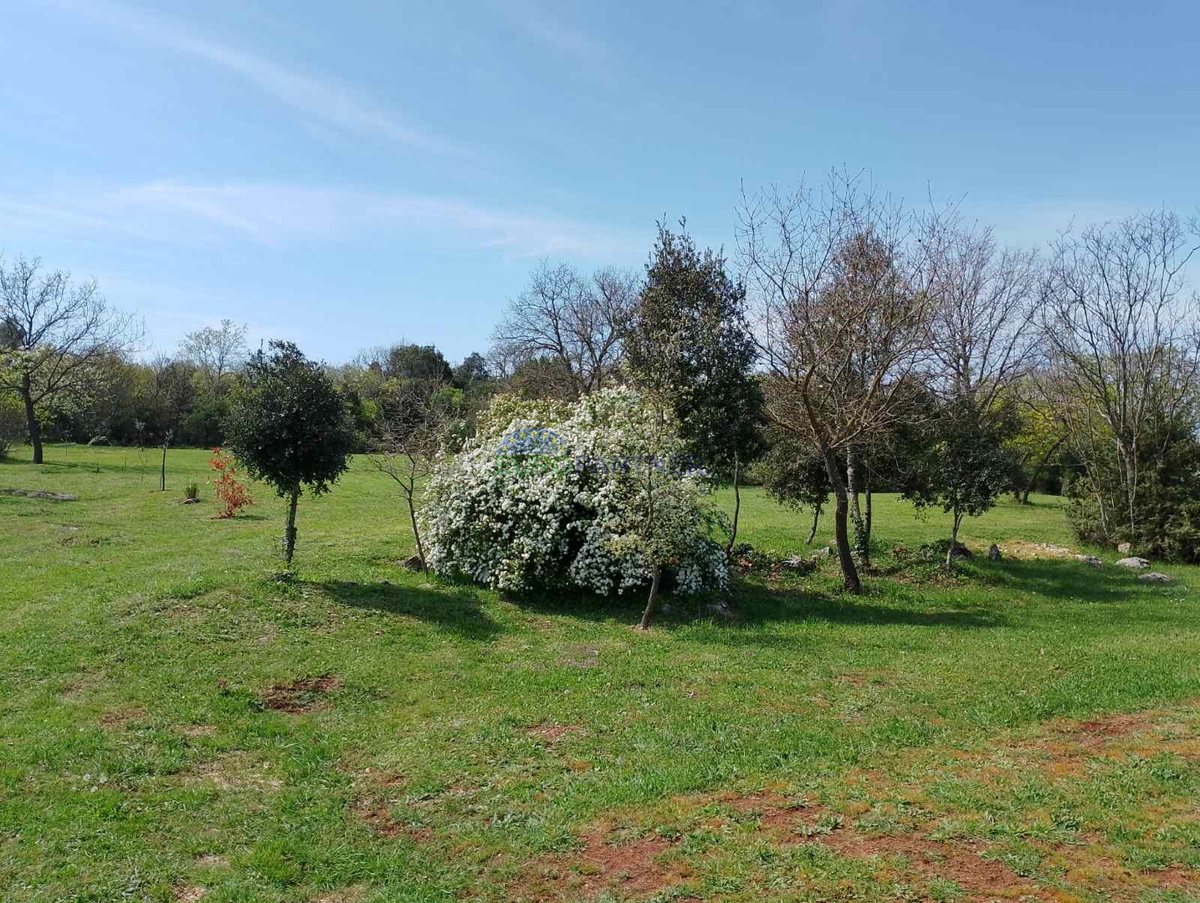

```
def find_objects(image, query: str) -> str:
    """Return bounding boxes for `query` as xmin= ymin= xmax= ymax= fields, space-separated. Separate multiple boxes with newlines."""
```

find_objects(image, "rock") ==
xmin=397 ymin=555 xmax=425 ymax=572
xmin=181 ymin=497 xmax=201 ymax=505
xmin=1138 ymin=572 xmax=1173 ymax=583
xmin=811 ymin=546 xmax=833 ymax=559
xmin=781 ymin=555 xmax=815 ymax=573
xmin=1116 ymin=557 xmax=1150 ymax=570
xmin=987 ymin=543 xmax=1001 ymax=561
xmin=1117 ymin=542 xmax=1132 ymax=554
xmin=1075 ymin=555 xmax=1103 ymax=569
xmin=704 ymin=598 xmax=738 ymax=619
xmin=0 ymin=488 xmax=77 ymax=501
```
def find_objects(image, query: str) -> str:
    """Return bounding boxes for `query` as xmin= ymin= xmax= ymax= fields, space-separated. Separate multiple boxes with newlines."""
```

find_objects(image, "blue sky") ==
xmin=2 ymin=0 xmax=1197 ymax=364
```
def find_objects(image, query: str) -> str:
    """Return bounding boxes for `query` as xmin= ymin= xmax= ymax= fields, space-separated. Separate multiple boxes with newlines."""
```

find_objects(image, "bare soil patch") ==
xmin=261 ymin=674 xmax=339 ymax=713
xmin=526 ymin=724 xmax=584 ymax=744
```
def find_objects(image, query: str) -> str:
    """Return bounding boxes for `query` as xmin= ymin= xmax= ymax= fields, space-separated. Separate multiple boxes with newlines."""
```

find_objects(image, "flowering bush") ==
xmin=423 ymin=387 xmax=729 ymax=596
xmin=209 ymin=448 xmax=253 ymax=518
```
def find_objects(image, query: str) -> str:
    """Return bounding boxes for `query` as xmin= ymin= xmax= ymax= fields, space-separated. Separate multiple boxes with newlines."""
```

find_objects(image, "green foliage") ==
xmin=904 ymin=399 xmax=1022 ymax=527
xmin=625 ymin=221 xmax=764 ymax=480
xmin=758 ymin=427 xmax=830 ymax=512
xmin=1066 ymin=422 xmax=1200 ymax=561
xmin=0 ymin=391 xmax=24 ymax=458
xmin=183 ymin=482 xmax=199 ymax=501
xmin=224 ymin=341 xmax=355 ymax=499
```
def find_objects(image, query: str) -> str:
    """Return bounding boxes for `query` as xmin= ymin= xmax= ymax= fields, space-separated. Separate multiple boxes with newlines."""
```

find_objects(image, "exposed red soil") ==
xmin=512 ymin=823 xmax=694 ymax=901
xmin=526 ymin=724 xmax=584 ymax=743
xmin=260 ymin=674 xmax=339 ymax=713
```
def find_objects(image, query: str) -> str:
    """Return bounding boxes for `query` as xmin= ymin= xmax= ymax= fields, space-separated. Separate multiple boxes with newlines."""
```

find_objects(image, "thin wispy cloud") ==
xmin=491 ymin=0 xmax=619 ymax=82
xmin=0 ymin=180 xmax=644 ymax=260
xmin=50 ymin=0 xmax=462 ymax=157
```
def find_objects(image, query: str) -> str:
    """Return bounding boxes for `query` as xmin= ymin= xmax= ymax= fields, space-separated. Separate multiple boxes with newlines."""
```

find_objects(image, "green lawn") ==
xmin=1 ymin=446 xmax=1198 ymax=902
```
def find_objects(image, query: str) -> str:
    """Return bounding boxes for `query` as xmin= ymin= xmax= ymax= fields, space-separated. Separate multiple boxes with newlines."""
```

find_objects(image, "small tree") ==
xmin=905 ymin=398 xmax=1020 ymax=566
xmin=368 ymin=381 xmax=459 ymax=570
xmin=625 ymin=221 xmax=764 ymax=553
xmin=223 ymin=341 xmax=355 ymax=566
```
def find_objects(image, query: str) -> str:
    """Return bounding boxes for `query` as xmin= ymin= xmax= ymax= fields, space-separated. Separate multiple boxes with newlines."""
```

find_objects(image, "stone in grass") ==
xmin=1117 ymin=542 xmax=1132 ymax=554
xmin=0 ymin=488 xmax=77 ymax=501
xmin=397 ymin=555 xmax=425 ymax=572
xmin=987 ymin=543 xmax=1001 ymax=561
xmin=811 ymin=546 xmax=833 ymax=559
xmin=1075 ymin=555 xmax=1104 ymax=569
xmin=1138 ymin=572 xmax=1173 ymax=583
xmin=1116 ymin=557 xmax=1151 ymax=570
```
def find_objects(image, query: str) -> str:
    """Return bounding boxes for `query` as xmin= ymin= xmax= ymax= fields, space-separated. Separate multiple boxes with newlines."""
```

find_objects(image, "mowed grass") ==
xmin=1 ymin=445 xmax=1198 ymax=902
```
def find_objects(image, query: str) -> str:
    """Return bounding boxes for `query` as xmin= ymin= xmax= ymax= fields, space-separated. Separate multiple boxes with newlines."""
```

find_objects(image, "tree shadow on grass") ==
xmin=734 ymin=584 xmax=1007 ymax=630
xmin=964 ymin=557 xmax=1169 ymax=605
xmin=318 ymin=579 xmax=503 ymax=642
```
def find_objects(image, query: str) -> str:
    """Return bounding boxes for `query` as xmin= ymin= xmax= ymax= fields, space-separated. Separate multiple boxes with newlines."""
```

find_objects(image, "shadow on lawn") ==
xmin=319 ymin=579 xmax=502 ymax=641
xmin=968 ymin=557 xmax=1162 ymax=605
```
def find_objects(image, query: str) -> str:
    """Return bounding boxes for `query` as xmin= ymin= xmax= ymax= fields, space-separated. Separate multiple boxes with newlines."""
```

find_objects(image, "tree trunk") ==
xmin=283 ymin=487 xmax=300 ymax=566
xmin=865 ymin=485 xmax=873 ymax=546
xmin=807 ymin=503 xmax=822 ymax=544
xmin=1020 ymin=437 xmax=1065 ymax=504
xmin=21 ymin=375 xmax=42 ymax=465
xmin=847 ymin=450 xmax=869 ymax=567
xmin=822 ymin=448 xmax=862 ymax=594
xmin=160 ymin=444 xmax=168 ymax=491
xmin=946 ymin=510 xmax=964 ymax=568
xmin=638 ymin=564 xmax=662 ymax=630
xmin=407 ymin=494 xmax=427 ymax=572
xmin=726 ymin=454 xmax=742 ymax=554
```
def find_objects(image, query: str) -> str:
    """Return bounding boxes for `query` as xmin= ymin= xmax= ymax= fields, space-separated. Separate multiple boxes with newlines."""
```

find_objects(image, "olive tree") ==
xmin=224 ymin=341 xmax=355 ymax=566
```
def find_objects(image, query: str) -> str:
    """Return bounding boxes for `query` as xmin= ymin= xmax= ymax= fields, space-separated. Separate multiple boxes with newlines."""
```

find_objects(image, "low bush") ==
xmin=423 ymin=387 xmax=728 ymax=597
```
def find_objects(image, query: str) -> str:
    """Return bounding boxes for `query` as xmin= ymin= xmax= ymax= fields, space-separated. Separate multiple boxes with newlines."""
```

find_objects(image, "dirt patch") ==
xmin=195 ymin=854 xmax=228 ymax=868
xmin=183 ymin=753 xmax=282 ymax=793
xmin=564 ymin=644 xmax=600 ymax=668
xmin=354 ymin=796 xmax=431 ymax=842
xmin=516 ymin=824 xmax=693 ymax=901
xmin=261 ymin=674 xmax=339 ymax=713
xmin=311 ymin=886 xmax=368 ymax=903
xmin=173 ymin=886 xmax=206 ymax=902
xmin=99 ymin=707 xmax=146 ymax=729
xmin=0 ymin=488 xmax=77 ymax=501
xmin=1004 ymin=541 xmax=1078 ymax=560
xmin=526 ymin=724 xmax=584 ymax=744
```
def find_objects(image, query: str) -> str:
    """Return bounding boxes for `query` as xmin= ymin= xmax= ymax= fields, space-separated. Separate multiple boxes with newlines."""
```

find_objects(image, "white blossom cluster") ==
xmin=422 ymin=387 xmax=729 ymax=596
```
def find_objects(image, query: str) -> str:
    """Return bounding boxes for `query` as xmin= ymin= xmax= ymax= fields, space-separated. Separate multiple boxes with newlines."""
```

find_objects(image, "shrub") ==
xmin=423 ymin=387 xmax=728 ymax=597
xmin=183 ymin=482 xmax=200 ymax=502
xmin=209 ymin=448 xmax=252 ymax=518
xmin=1066 ymin=430 xmax=1200 ymax=561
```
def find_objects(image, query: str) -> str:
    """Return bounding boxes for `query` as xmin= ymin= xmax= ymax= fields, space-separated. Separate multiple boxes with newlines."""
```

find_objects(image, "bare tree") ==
xmin=367 ymin=382 xmax=459 ymax=569
xmin=738 ymin=171 xmax=939 ymax=593
xmin=0 ymin=256 xmax=140 ymax=464
xmin=1040 ymin=209 xmax=1200 ymax=542
xmin=925 ymin=217 xmax=1043 ymax=408
xmin=179 ymin=319 xmax=247 ymax=387
xmin=492 ymin=261 xmax=637 ymax=398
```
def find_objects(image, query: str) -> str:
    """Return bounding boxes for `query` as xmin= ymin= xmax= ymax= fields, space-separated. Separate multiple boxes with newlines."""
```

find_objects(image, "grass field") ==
xmin=1 ymin=445 xmax=1198 ymax=902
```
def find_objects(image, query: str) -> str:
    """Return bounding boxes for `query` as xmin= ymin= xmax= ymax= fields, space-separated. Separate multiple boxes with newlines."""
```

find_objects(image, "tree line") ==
xmin=3 ymin=172 xmax=1199 ymax=592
